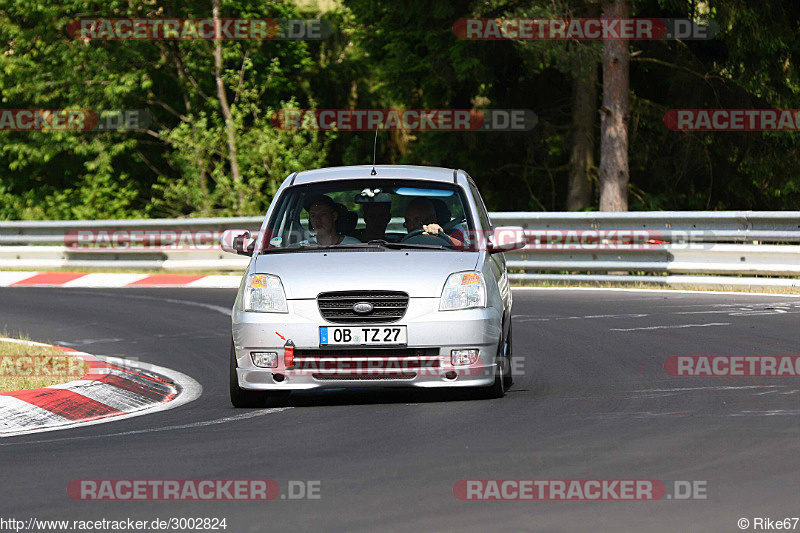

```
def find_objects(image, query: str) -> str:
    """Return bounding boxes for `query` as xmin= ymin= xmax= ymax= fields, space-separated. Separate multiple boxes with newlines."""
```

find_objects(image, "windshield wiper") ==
xmin=363 ymin=240 xmax=453 ymax=251
xmin=259 ymin=243 xmax=326 ymax=254
xmin=260 ymin=241 xmax=453 ymax=253
xmin=260 ymin=243 xmax=378 ymax=254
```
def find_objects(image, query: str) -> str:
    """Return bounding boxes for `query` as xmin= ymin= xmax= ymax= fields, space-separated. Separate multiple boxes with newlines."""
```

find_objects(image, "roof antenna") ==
xmin=370 ymin=124 xmax=379 ymax=175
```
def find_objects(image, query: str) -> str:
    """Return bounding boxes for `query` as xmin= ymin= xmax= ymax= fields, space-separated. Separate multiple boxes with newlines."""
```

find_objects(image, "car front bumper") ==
xmin=232 ymin=298 xmax=502 ymax=390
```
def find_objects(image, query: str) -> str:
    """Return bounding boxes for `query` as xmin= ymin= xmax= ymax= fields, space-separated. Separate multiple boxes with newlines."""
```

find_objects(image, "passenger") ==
xmin=403 ymin=198 xmax=464 ymax=248
xmin=356 ymin=201 xmax=393 ymax=242
xmin=304 ymin=195 xmax=361 ymax=245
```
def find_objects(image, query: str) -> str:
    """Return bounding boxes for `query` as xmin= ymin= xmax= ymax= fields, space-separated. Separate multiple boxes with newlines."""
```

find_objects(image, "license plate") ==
xmin=320 ymin=326 xmax=407 ymax=346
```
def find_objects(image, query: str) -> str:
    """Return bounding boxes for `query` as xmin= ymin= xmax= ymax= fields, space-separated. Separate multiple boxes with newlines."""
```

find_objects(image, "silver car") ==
xmin=222 ymin=165 xmax=526 ymax=406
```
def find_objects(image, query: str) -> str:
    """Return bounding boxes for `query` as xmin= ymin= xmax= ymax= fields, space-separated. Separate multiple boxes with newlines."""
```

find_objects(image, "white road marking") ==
xmin=80 ymin=291 xmax=233 ymax=316
xmin=186 ymin=276 xmax=243 ymax=289
xmin=55 ymin=338 xmax=126 ymax=347
xmin=513 ymin=313 xmax=648 ymax=322
xmin=156 ymin=299 xmax=232 ymax=316
xmin=576 ymin=409 xmax=800 ymax=418
xmin=673 ymin=309 xmax=791 ymax=316
xmin=101 ymin=407 xmax=293 ymax=436
xmin=582 ymin=411 xmax=692 ymax=419
xmin=512 ymin=287 xmax=800 ymax=297
xmin=609 ymin=322 xmax=731 ymax=332
xmin=0 ymin=272 xmax=40 ymax=286
xmin=62 ymin=273 xmax=149 ymax=287
xmin=0 ymin=407 xmax=292 ymax=445
xmin=730 ymin=410 xmax=800 ymax=417
xmin=631 ymin=386 xmax=783 ymax=392
xmin=514 ymin=301 xmax=800 ymax=322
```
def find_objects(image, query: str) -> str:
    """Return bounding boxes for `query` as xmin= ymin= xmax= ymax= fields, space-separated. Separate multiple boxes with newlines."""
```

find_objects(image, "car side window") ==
xmin=468 ymin=179 xmax=492 ymax=231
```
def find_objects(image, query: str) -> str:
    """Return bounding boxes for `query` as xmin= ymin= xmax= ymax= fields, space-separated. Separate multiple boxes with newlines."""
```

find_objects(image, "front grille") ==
xmin=317 ymin=291 xmax=409 ymax=324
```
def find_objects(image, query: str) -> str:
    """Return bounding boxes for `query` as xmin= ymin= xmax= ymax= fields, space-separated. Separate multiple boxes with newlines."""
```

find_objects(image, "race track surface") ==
xmin=1 ymin=287 xmax=798 ymax=532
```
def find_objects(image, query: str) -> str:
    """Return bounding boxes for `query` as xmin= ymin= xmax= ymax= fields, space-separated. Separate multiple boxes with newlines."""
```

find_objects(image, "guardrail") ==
xmin=0 ymin=217 xmax=264 ymax=245
xmin=1 ymin=212 xmax=798 ymax=288
xmin=492 ymin=211 xmax=800 ymax=288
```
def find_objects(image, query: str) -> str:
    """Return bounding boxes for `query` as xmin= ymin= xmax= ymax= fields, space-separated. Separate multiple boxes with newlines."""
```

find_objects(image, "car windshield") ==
xmin=260 ymin=179 xmax=476 ymax=252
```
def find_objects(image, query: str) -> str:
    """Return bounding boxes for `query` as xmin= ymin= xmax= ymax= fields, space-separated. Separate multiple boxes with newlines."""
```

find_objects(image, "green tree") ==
xmin=0 ymin=0 xmax=333 ymax=219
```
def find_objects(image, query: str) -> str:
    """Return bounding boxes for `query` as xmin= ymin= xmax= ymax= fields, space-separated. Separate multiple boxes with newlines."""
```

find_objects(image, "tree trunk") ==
xmin=598 ymin=0 xmax=630 ymax=212
xmin=567 ymin=63 xmax=598 ymax=211
xmin=213 ymin=0 xmax=244 ymax=208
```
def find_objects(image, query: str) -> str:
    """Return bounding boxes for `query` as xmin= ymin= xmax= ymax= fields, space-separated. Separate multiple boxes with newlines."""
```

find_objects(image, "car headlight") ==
xmin=439 ymin=271 xmax=486 ymax=311
xmin=243 ymin=274 xmax=288 ymax=313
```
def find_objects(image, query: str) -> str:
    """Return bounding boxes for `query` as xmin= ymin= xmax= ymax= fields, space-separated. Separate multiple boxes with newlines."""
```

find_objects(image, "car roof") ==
xmin=291 ymin=165 xmax=458 ymax=185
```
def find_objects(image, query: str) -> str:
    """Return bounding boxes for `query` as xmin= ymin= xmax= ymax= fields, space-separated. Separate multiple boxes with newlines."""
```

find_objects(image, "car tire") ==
xmin=502 ymin=322 xmax=513 ymax=389
xmin=229 ymin=342 xmax=268 ymax=408
xmin=483 ymin=360 xmax=506 ymax=399
xmin=477 ymin=340 xmax=506 ymax=400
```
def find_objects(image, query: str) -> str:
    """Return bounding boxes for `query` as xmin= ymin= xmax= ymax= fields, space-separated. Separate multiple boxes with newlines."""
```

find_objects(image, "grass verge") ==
xmin=0 ymin=334 xmax=90 ymax=392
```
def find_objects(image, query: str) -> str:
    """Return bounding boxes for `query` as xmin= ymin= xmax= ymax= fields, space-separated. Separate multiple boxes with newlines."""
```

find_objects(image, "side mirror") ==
xmin=488 ymin=226 xmax=527 ymax=253
xmin=220 ymin=229 xmax=253 ymax=256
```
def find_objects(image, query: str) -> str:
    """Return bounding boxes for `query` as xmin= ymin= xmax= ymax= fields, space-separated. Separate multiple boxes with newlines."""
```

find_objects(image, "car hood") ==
xmin=253 ymin=250 xmax=479 ymax=298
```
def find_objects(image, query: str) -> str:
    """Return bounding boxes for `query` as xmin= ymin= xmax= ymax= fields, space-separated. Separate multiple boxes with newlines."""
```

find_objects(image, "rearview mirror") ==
xmin=488 ymin=226 xmax=527 ymax=253
xmin=220 ymin=229 xmax=253 ymax=256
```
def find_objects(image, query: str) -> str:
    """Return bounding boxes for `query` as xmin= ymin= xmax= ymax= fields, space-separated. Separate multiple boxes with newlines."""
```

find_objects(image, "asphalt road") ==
xmin=1 ymin=287 xmax=798 ymax=532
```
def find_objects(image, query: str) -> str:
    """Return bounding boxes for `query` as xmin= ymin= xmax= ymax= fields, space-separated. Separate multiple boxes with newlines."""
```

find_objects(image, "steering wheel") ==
xmin=443 ymin=216 xmax=466 ymax=232
xmin=401 ymin=229 xmax=453 ymax=247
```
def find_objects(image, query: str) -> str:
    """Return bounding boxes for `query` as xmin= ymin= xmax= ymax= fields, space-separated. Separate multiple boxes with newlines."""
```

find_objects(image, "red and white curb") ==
xmin=0 ymin=338 xmax=201 ymax=438
xmin=0 ymin=271 xmax=241 ymax=288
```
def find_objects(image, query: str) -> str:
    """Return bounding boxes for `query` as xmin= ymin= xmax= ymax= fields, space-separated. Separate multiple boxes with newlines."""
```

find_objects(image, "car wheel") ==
xmin=478 ymin=340 xmax=506 ymax=400
xmin=502 ymin=322 xmax=513 ymax=389
xmin=229 ymin=342 xmax=268 ymax=408
xmin=484 ymin=359 xmax=506 ymax=399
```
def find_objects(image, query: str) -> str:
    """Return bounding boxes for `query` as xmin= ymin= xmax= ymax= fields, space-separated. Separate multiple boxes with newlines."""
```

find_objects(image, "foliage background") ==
xmin=0 ymin=0 xmax=797 ymax=219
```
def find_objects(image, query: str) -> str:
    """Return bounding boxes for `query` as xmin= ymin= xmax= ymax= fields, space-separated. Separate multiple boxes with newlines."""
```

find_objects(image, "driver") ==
xmin=403 ymin=198 xmax=464 ymax=248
